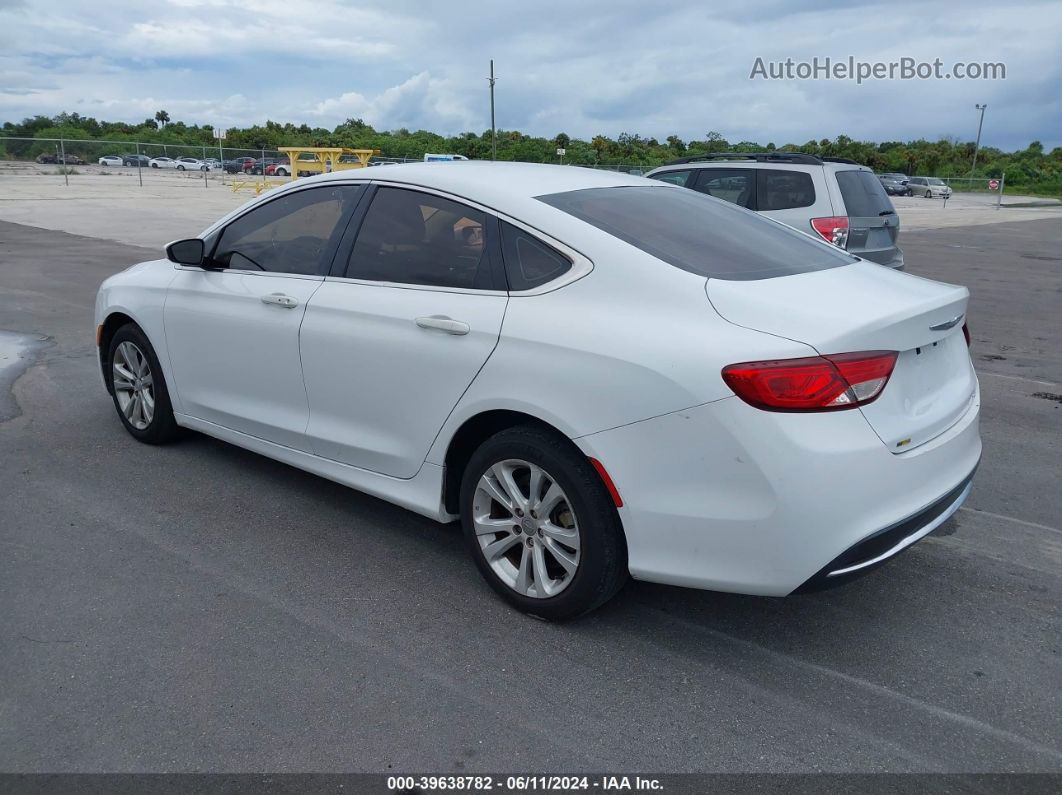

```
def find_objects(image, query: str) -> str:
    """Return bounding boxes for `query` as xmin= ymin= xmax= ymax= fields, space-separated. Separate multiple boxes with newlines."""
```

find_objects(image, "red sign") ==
xmin=989 ymin=179 xmax=1000 ymax=190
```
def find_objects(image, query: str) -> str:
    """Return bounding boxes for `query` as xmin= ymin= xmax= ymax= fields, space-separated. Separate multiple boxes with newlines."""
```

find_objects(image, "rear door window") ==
xmin=835 ymin=170 xmax=895 ymax=217
xmin=690 ymin=169 xmax=755 ymax=209
xmin=538 ymin=186 xmax=855 ymax=281
xmin=345 ymin=187 xmax=498 ymax=290
xmin=756 ymin=169 xmax=815 ymax=210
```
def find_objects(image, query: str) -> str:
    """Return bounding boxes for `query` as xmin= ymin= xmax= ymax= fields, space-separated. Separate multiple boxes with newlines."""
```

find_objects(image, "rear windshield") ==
xmin=537 ymin=186 xmax=855 ymax=281
xmin=835 ymin=169 xmax=896 ymax=217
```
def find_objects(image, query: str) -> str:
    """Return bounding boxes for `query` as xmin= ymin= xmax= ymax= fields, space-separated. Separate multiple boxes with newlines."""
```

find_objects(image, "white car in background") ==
xmin=149 ymin=157 xmax=176 ymax=169
xmin=94 ymin=163 xmax=981 ymax=619
xmin=174 ymin=157 xmax=210 ymax=171
xmin=98 ymin=155 xmax=123 ymax=167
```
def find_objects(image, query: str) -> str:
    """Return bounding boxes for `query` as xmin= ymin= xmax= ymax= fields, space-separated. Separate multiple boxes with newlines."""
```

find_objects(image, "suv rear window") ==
xmin=835 ymin=170 xmax=895 ymax=217
xmin=537 ymin=186 xmax=855 ymax=281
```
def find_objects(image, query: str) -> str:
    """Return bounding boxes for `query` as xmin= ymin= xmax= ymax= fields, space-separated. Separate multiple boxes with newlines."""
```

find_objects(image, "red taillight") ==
xmin=721 ymin=351 xmax=898 ymax=412
xmin=810 ymin=216 xmax=850 ymax=248
xmin=962 ymin=322 xmax=970 ymax=347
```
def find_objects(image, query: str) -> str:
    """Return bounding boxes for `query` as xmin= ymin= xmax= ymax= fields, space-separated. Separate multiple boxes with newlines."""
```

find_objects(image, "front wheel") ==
xmin=276 ymin=168 xmax=287 ymax=176
xmin=107 ymin=324 xmax=181 ymax=445
xmin=460 ymin=426 xmax=628 ymax=620
xmin=177 ymin=165 xmax=185 ymax=171
xmin=925 ymin=190 xmax=932 ymax=198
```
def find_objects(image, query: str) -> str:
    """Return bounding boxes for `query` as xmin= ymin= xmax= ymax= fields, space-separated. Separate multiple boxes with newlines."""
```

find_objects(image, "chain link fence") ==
xmin=0 ymin=136 xmax=430 ymax=192
xmin=0 ymin=135 xmax=650 ymax=186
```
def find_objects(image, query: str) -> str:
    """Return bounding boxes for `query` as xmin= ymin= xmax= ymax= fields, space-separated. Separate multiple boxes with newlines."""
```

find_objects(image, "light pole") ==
xmin=970 ymin=103 xmax=987 ymax=176
xmin=487 ymin=59 xmax=497 ymax=161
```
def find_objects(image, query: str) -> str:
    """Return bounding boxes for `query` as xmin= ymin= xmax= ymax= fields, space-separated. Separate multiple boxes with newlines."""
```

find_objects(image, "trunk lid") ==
xmin=707 ymin=262 xmax=977 ymax=452
xmin=832 ymin=168 xmax=902 ymax=267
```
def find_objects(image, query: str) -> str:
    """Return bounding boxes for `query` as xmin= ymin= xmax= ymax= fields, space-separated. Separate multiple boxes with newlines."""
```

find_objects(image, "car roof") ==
xmin=647 ymin=160 xmax=871 ymax=175
xmin=204 ymin=162 xmax=667 ymax=244
xmin=301 ymin=161 xmax=652 ymax=217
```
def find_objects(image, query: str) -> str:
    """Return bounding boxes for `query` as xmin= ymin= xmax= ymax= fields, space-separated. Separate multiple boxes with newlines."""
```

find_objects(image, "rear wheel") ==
xmin=925 ymin=189 xmax=932 ymax=198
xmin=107 ymin=324 xmax=180 ymax=445
xmin=177 ymin=165 xmax=185 ymax=171
xmin=460 ymin=426 xmax=627 ymax=620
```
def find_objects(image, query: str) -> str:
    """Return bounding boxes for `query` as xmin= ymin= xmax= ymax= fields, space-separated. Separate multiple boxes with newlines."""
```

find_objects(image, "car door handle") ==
xmin=261 ymin=293 xmax=299 ymax=309
xmin=415 ymin=315 xmax=470 ymax=335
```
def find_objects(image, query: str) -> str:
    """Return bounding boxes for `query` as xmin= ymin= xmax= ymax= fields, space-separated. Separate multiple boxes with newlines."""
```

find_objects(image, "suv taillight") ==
xmin=811 ymin=216 xmax=850 ymax=248
xmin=722 ymin=351 xmax=898 ymax=412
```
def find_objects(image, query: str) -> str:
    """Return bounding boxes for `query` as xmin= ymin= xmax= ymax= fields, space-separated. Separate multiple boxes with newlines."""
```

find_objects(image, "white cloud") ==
xmin=0 ymin=0 xmax=1059 ymax=150
xmin=309 ymin=72 xmax=478 ymax=131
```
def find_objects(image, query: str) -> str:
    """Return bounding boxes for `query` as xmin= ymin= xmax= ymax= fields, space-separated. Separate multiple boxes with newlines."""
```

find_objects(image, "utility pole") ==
xmin=487 ymin=59 xmax=497 ymax=161
xmin=970 ymin=103 xmax=987 ymax=176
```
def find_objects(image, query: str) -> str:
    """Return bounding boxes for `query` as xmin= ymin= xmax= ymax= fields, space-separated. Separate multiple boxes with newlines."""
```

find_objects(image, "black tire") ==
xmin=107 ymin=324 xmax=181 ymax=445
xmin=177 ymin=165 xmax=185 ymax=171
xmin=460 ymin=425 xmax=628 ymax=620
xmin=925 ymin=190 xmax=932 ymax=198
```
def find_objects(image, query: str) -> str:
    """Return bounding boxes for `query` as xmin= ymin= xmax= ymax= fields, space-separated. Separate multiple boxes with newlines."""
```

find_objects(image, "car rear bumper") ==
xmin=792 ymin=462 xmax=976 ymax=592
xmin=575 ymin=385 xmax=981 ymax=596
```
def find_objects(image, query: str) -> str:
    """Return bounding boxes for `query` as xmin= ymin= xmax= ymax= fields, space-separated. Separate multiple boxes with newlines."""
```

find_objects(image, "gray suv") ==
xmin=645 ymin=153 xmax=903 ymax=269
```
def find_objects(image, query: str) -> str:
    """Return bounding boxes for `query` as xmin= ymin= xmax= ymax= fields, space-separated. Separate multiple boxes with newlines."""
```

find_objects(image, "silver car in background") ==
xmin=907 ymin=176 xmax=953 ymax=198
xmin=646 ymin=153 xmax=904 ymax=270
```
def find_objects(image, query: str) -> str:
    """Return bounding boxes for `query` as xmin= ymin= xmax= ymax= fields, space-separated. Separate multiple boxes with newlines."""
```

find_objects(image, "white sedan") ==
xmin=148 ymin=157 xmax=175 ymax=168
xmin=174 ymin=157 xmax=210 ymax=171
xmin=98 ymin=155 xmax=123 ymax=167
xmin=94 ymin=163 xmax=981 ymax=619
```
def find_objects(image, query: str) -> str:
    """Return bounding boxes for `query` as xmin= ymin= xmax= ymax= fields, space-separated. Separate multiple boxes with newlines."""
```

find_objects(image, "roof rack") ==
xmin=822 ymin=157 xmax=863 ymax=165
xmin=664 ymin=152 xmax=824 ymax=166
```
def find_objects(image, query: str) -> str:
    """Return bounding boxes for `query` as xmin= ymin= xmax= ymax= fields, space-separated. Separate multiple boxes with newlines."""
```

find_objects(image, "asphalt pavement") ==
xmin=1 ymin=217 xmax=1060 ymax=773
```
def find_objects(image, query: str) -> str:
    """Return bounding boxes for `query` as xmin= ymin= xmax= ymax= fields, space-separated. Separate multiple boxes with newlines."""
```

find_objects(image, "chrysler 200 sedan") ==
xmin=95 ymin=162 xmax=981 ymax=619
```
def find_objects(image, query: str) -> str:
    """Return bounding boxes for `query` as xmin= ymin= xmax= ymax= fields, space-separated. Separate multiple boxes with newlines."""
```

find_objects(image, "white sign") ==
xmin=213 ymin=128 xmax=227 ymax=140
xmin=556 ymin=148 xmax=566 ymax=156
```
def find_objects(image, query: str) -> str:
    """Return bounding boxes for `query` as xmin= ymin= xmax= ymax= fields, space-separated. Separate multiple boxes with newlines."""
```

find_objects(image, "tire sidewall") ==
xmin=107 ymin=325 xmax=177 ymax=444
xmin=460 ymin=427 xmax=626 ymax=620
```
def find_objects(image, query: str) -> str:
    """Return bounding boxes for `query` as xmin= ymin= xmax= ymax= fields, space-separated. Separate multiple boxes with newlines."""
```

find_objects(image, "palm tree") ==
xmin=155 ymin=110 xmax=170 ymax=128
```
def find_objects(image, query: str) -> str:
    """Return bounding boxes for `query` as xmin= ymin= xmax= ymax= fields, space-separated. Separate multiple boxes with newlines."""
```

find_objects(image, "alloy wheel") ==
xmin=472 ymin=459 xmax=581 ymax=598
xmin=112 ymin=341 xmax=155 ymax=430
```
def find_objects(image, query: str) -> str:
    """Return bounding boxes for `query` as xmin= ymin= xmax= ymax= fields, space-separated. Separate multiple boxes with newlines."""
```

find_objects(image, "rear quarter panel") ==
xmin=425 ymin=237 xmax=817 ymax=465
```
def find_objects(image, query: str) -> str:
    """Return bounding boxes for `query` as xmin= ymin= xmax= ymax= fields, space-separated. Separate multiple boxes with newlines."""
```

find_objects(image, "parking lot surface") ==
xmin=1 ymin=212 xmax=1060 ymax=773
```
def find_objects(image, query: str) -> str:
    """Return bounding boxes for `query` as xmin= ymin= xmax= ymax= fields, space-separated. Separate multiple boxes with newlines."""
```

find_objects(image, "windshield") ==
xmin=928 ymin=178 xmax=946 ymax=185
xmin=537 ymin=186 xmax=855 ymax=281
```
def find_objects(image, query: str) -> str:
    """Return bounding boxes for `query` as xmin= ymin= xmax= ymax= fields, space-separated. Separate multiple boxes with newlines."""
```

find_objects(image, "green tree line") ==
xmin=2 ymin=111 xmax=1060 ymax=195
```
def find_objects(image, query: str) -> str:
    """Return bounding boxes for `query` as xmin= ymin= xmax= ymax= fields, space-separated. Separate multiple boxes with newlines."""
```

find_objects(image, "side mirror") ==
xmin=165 ymin=238 xmax=205 ymax=266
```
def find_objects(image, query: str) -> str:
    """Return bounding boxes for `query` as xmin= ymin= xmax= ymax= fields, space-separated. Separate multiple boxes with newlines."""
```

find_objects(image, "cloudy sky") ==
xmin=1 ymin=0 xmax=1059 ymax=150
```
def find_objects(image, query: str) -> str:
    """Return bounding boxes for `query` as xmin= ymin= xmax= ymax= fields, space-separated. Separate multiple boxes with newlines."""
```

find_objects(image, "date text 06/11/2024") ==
xmin=385 ymin=775 xmax=664 ymax=791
